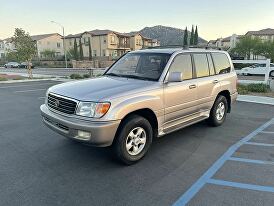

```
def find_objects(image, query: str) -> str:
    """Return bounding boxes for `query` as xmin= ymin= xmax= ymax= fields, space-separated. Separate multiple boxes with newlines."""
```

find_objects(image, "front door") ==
xmin=163 ymin=54 xmax=199 ymax=132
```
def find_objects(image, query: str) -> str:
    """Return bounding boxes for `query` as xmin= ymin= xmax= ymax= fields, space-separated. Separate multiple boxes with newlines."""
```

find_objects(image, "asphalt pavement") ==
xmin=0 ymin=80 xmax=273 ymax=206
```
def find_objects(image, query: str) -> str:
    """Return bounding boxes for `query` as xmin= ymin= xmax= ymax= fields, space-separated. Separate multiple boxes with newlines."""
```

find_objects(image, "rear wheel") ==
xmin=208 ymin=95 xmax=228 ymax=127
xmin=113 ymin=115 xmax=153 ymax=165
xmin=270 ymin=70 xmax=274 ymax=77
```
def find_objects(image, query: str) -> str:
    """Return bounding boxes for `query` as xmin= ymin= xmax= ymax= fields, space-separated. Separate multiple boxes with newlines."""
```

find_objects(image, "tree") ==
xmin=88 ymin=37 xmax=92 ymax=60
xmin=73 ymin=39 xmax=79 ymax=60
xmin=190 ymin=25 xmax=194 ymax=46
xmin=40 ymin=49 xmax=56 ymax=60
xmin=194 ymin=26 xmax=199 ymax=45
xmin=79 ymin=39 xmax=83 ymax=60
xmin=231 ymin=36 xmax=260 ymax=60
xmin=183 ymin=27 xmax=188 ymax=46
xmin=12 ymin=28 xmax=36 ymax=78
xmin=262 ymin=40 xmax=274 ymax=62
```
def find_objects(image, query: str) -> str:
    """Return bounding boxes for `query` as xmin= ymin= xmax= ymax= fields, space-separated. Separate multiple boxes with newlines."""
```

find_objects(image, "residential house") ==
xmin=0 ymin=38 xmax=16 ymax=59
xmin=208 ymin=34 xmax=242 ymax=50
xmin=245 ymin=28 xmax=274 ymax=42
xmin=65 ymin=30 xmax=158 ymax=59
xmin=65 ymin=32 xmax=92 ymax=58
xmin=32 ymin=33 xmax=64 ymax=58
xmin=127 ymin=32 xmax=154 ymax=50
xmin=65 ymin=30 xmax=131 ymax=58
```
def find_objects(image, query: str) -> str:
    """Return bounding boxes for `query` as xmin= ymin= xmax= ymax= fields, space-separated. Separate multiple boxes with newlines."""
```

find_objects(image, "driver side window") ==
xmin=169 ymin=54 xmax=193 ymax=80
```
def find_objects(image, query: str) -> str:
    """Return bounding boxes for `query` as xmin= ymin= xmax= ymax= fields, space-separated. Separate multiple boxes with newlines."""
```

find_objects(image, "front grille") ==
xmin=47 ymin=93 xmax=77 ymax=115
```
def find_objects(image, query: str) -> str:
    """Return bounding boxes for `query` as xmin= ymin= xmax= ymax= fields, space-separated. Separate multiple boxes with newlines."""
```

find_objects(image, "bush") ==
xmin=237 ymin=84 xmax=249 ymax=95
xmin=70 ymin=73 xmax=83 ymax=79
xmin=247 ymin=83 xmax=268 ymax=93
xmin=82 ymin=74 xmax=90 ymax=78
xmin=237 ymin=83 xmax=269 ymax=94
xmin=0 ymin=77 xmax=8 ymax=81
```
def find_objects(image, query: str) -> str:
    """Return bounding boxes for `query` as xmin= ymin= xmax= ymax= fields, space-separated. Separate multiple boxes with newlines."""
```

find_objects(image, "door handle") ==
xmin=189 ymin=84 xmax=196 ymax=89
xmin=212 ymin=80 xmax=219 ymax=84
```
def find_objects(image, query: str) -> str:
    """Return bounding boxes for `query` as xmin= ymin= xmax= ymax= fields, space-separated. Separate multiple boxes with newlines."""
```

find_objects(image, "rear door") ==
xmin=193 ymin=53 xmax=221 ymax=113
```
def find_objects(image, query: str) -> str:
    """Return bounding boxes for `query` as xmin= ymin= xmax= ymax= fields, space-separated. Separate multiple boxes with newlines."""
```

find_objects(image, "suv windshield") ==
xmin=105 ymin=53 xmax=171 ymax=81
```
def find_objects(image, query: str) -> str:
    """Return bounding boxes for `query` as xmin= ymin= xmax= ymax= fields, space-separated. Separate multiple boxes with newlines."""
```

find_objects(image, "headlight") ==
xmin=76 ymin=102 xmax=110 ymax=118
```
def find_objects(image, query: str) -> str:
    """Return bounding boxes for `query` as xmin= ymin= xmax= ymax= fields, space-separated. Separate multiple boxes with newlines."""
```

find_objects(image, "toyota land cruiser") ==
xmin=40 ymin=48 xmax=238 ymax=164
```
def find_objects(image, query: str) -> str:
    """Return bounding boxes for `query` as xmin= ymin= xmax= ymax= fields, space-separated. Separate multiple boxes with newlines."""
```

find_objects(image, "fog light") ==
xmin=77 ymin=130 xmax=91 ymax=140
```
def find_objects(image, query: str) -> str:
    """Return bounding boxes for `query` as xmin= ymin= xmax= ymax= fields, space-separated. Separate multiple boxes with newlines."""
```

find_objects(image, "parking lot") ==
xmin=0 ymin=80 xmax=274 ymax=206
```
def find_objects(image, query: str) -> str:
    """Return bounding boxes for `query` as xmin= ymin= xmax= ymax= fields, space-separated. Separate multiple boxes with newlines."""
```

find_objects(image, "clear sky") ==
xmin=1 ymin=0 xmax=274 ymax=41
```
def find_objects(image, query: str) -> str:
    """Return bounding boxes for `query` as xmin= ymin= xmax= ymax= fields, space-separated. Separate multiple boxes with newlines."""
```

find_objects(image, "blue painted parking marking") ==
xmin=229 ymin=157 xmax=274 ymax=165
xmin=208 ymin=179 xmax=274 ymax=193
xmin=173 ymin=118 xmax=274 ymax=206
xmin=260 ymin=131 xmax=274 ymax=134
xmin=245 ymin=142 xmax=274 ymax=147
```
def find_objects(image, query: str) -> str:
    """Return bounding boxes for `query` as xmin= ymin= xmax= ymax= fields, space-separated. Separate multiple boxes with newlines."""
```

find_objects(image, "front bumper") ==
xmin=40 ymin=104 xmax=120 ymax=147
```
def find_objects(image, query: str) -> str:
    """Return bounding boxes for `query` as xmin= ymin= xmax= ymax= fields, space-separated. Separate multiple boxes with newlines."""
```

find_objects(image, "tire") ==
xmin=113 ymin=115 xmax=153 ymax=165
xmin=270 ymin=70 xmax=274 ymax=77
xmin=207 ymin=95 xmax=228 ymax=127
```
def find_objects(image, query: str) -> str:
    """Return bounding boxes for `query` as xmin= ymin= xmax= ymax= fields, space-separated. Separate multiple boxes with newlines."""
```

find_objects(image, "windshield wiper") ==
xmin=121 ymin=74 xmax=156 ymax=81
xmin=105 ymin=73 xmax=123 ymax=78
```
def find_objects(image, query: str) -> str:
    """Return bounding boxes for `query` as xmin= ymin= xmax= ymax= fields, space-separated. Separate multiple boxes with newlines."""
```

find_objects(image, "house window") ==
xmin=110 ymin=35 xmax=115 ymax=44
xmin=57 ymin=42 xmax=61 ymax=48
xmin=103 ymin=50 xmax=106 ymax=56
xmin=93 ymin=50 xmax=97 ymax=57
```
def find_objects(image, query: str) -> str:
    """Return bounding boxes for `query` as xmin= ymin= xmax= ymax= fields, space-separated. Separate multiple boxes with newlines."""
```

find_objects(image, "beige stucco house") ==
xmin=65 ymin=29 xmax=157 ymax=59
xmin=32 ymin=33 xmax=64 ymax=58
xmin=246 ymin=28 xmax=274 ymax=42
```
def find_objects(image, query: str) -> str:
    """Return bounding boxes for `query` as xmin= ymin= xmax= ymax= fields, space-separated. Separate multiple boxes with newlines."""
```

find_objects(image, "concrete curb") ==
xmin=237 ymin=95 xmax=274 ymax=106
xmin=0 ymin=78 xmax=71 ymax=84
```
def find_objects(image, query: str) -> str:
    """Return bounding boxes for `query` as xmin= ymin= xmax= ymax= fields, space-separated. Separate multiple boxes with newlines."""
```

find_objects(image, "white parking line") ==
xmin=14 ymin=89 xmax=47 ymax=93
xmin=0 ymin=83 xmax=55 ymax=89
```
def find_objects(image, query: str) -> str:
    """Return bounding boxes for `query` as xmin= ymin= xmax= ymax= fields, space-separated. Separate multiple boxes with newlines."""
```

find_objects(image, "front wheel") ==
xmin=207 ymin=95 xmax=228 ymax=127
xmin=113 ymin=115 xmax=153 ymax=165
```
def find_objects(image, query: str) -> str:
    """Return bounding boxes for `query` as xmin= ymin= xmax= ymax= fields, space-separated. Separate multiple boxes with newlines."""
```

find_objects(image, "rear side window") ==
xmin=169 ymin=54 xmax=193 ymax=80
xmin=212 ymin=53 xmax=231 ymax=74
xmin=193 ymin=54 xmax=209 ymax=78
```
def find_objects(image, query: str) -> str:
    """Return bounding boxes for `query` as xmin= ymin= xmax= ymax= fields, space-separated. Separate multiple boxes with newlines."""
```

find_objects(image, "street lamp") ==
xmin=51 ymin=21 xmax=68 ymax=68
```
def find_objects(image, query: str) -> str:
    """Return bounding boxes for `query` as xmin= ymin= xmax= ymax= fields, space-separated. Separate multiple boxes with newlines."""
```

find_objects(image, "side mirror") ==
xmin=168 ymin=72 xmax=183 ymax=82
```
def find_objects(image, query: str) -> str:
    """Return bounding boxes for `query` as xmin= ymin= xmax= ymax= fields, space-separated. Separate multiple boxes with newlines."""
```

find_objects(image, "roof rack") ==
xmin=144 ymin=45 xmax=223 ymax=51
xmin=144 ymin=45 xmax=185 ymax=50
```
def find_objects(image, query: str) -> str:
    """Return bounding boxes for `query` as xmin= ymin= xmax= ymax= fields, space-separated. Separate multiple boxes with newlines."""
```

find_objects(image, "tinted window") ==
xmin=193 ymin=54 xmax=209 ymax=78
xmin=212 ymin=53 xmax=231 ymax=74
xmin=207 ymin=54 xmax=215 ymax=75
xmin=169 ymin=54 xmax=193 ymax=80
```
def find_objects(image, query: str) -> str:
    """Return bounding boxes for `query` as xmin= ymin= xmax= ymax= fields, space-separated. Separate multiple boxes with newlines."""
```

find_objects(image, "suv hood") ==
xmin=48 ymin=76 xmax=155 ymax=101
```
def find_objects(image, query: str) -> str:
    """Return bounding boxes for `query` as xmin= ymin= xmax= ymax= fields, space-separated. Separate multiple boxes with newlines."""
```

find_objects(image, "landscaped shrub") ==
xmin=237 ymin=83 xmax=269 ymax=94
xmin=0 ymin=77 xmax=8 ymax=81
xmin=247 ymin=83 xmax=268 ymax=93
xmin=70 ymin=73 xmax=82 ymax=79
xmin=82 ymin=74 xmax=90 ymax=78
xmin=237 ymin=84 xmax=249 ymax=95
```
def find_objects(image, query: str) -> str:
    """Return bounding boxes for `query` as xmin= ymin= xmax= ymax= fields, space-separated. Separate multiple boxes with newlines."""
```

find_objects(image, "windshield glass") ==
xmin=105 ymin=53 xmax=171 ymax=81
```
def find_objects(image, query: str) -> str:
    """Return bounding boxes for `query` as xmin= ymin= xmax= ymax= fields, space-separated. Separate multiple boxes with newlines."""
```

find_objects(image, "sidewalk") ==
xmin=237 ymin=95 xmax=274 ymax=105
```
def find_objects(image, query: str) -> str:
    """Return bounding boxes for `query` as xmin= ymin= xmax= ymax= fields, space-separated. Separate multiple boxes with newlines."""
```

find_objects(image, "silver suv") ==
xmin=40 ymin=48 xmax=238 ymax=164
